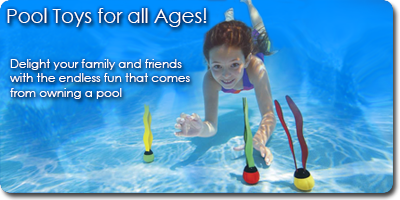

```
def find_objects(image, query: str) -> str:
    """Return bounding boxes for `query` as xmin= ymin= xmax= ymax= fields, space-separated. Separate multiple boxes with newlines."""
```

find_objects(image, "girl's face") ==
xmin=209 ymin=45 xmax=249 ymax=89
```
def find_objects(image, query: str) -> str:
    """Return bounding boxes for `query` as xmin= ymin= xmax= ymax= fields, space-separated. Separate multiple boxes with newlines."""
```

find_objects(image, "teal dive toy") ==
xmin=143 ymin=105 xmax=154 ymax=163
xmin=242 ymin=97 xmax=260 ymax=185
xmin=275 ymin=95 xmax=314 ymax=191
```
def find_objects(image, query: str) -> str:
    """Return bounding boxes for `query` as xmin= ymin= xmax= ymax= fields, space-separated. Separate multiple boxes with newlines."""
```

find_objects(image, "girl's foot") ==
xmin=240 ymin=0 xmax=252 ymax=5
xmin=224 ymin=8 xmax=234 ymax=21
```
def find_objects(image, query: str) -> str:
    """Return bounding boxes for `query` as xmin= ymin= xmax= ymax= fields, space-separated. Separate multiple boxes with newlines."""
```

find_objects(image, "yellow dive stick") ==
xmin=143 ymin=105 xmax=154 ymax=163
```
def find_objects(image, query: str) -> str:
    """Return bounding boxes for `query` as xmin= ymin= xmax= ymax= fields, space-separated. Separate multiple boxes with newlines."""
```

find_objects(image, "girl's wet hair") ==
xmin=203 ymin=20 xmax=272 ymax=65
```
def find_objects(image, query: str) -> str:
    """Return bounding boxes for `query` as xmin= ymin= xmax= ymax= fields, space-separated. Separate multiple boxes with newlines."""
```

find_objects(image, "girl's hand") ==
xmin=233 ymin=125 xmax=274 ymax=166
xmin=257 ymin=145 xmax=273 ymax=166
xmin=233 ymin=139 xmax=273 ymax=166
xmin=174 ymin=113 xmax=204 ymax=137
xmin=233 ymin=140 xmax=274 ymax=166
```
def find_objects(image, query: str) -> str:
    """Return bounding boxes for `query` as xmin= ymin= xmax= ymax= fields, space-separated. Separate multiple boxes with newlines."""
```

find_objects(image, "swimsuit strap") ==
xmin=242 ymin=69 xmax=253 ymax=90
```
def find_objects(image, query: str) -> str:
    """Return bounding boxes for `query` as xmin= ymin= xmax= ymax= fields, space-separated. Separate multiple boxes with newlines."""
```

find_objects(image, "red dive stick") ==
xmin=286 ymin=95 xmax=308 ymax=170
xmin=274 ymin=100 xmax=297 ymax=170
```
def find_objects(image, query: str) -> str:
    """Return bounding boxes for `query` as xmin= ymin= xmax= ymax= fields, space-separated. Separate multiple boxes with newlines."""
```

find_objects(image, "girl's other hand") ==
xmin=174 ymin=113 xmax=204 ymax=137
xmin=258 ymin=145 xmax=273 ymax=166
xmin=233 ymin=142 xmax=273 ymax=166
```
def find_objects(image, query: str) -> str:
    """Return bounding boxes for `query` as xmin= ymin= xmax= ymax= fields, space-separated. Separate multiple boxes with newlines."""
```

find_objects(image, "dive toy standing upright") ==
xmin=143 ymin=105 xmax=154 ymax=163
xmin=274 ymin=95 xmax=314 ymax=191
xmin=242 ymin=97 xmax=260 ymax=185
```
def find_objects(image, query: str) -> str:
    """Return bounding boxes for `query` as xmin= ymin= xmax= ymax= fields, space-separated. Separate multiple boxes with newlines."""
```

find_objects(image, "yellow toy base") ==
xmin=294 ymin=168 xmax=314 ymax=191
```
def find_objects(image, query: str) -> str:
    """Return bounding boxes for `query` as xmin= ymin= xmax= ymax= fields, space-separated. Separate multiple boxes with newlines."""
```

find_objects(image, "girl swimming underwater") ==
xmin=174 ymin=0 xmax=276 ymax=166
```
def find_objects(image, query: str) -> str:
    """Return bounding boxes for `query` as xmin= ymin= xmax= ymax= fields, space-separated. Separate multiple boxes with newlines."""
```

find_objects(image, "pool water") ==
xmin=0 ymin=0 xmax=393 ymax=193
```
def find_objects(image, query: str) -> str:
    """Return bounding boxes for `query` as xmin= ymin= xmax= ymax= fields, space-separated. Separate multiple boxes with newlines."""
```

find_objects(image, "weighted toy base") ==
xmin=294 ymin=168 xmax=314 ymax=191
xmin=243 ymin=165 xmax=260 ymax=185
xmin=143 ymin=150 xmax=154 ymax=163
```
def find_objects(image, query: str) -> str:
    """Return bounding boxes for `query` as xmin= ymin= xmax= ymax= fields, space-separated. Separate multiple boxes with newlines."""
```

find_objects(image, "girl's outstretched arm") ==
xmin=247 ymin=56 xmax=276 ymax=166
xmin=174 ymin=71 xmax=220 ymax=137
xmin=200 ymin=70 xmax=220 ymax=137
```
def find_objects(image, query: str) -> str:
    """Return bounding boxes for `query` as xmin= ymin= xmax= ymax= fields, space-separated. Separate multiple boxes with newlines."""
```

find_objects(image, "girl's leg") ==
xmin=241 ymin=0 xmax=266 ymax=33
